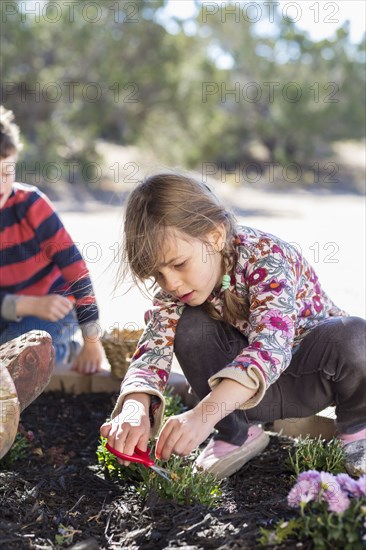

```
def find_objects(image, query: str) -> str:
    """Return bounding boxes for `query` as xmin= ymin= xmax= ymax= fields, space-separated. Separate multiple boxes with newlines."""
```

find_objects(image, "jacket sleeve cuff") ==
xmin=208 ymin=365 xmax=266 ymax=410
xmin=110 ymin=388 xmax=165 ymax=438
xmin=1 ymin=295 xmax=22 ymax=322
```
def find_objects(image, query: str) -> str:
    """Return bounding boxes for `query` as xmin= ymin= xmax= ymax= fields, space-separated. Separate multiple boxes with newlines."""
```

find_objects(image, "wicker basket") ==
xmin=101 ymin=328 xmax=143 ymax=380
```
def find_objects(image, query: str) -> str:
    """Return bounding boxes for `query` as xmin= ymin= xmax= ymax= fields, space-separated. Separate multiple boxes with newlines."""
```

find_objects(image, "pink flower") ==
xmin=131 ymin=343 xmax=148 ymax=361
xmin=357 ymin=475 xmax=366 ymax=497
xmin=300 ymin=302 xmax=313 ymax=318
xmin=249 ymin=342 xmax=281 ymax=368
xmin=298 ymin=470 xmax=321 ymax=484
xmin=314 ymin=282 xmax=322 ymax=294
xmin=144 ymin=309 xmax=153 ymax=324
xmin=258 ymin=350 xmax=280 ymax=367
xmin=326 ymin=491 xmax=350 ymax=514
xmin=288 ymin=479 xmax=319 ymax=507
xmin=319 ymin=471 xmax=337 ymax=490
xmin=251 ymin=341 xmax=262 ymax=349
xmin=247 ymin=267 xmax=268 ymax=286
xmin=261 ymin=310 xmax=293 ymax=338
xmin=271 ymin=244 xmax=285 ymax=256
xmin=234 ymin=234 xmax=249 ymax=246
xmin=233 ymin=354 xmax=262 ymax=371
xmin=319 ymin=472 xmax=350 ymax=514
xmin=336 ymin=473 xmax=362 ymax=498
xmin=260 ymin=278 xmax=287 ymax=295
xmin=310 ymin=270 xmax=318 ymax=284
xmin=150 ymin=367 xmax=169 ymax=384
xmin=294 ymin=258 xmax=301 ymax=277
xmin=312 ymin=295 xmax=323 ymax=313
xmin=288 ymin=471 xmax=358 ymax=516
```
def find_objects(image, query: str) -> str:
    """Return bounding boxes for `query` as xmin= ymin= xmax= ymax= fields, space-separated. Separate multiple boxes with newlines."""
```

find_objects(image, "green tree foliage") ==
xmin=1 ymin=0 xmax=364 ymax=185
xmin=196 ymin=3 xmax=365 ymax=165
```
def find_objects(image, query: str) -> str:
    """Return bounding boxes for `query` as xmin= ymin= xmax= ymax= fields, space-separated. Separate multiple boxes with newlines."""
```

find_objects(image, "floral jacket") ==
xmin=111 ymin=225 xmax=348 ymax=435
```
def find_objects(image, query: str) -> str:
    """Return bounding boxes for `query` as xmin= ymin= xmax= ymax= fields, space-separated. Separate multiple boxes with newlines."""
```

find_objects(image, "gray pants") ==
xmin=174 ymin=306 xmax=366 ymax=446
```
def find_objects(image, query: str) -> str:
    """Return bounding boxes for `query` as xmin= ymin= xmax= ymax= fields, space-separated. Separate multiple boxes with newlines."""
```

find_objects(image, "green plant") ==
xmin=96 ymin=437 xmax=144 ymax=483
xmin=96 ymin=389 xmax=185 ymax=480
xmin=137 ymin=455 xmax=222 ymax=508
xmin=0 ymin=433 xmax=30 ymax=469
xmin=97 ymin=390 xmax=221 ymax=507
xmin=164 ymin=389 xmax=186 ymax=417
xmin=55 ymin=524 xmax=82 ymax=546
xmin=258 ymin=471 xmax=366 ymax=549
xmin=286 ymin=435 xmax=346 ymax=476
xmin=300 ymin=500 xmax=365 ymax=549
xmin=258 ymin=518 xmax=303 ymax=546
xmin=97 ymin=436 xmax=222 ymax=507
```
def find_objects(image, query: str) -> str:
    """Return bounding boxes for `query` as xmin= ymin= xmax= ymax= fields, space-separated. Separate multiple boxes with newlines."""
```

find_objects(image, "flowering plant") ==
xmin=259 ymin=471 xmax=366 ymax=548
xmin=286 ymin=435 xmax=345 ymax=476
xmin=96 ymin=390 xmax=222 ymax=507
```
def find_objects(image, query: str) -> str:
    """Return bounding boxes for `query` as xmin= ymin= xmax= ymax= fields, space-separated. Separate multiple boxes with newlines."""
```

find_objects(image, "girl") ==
xmin=101 ymin=173 xmax=366 ymax=479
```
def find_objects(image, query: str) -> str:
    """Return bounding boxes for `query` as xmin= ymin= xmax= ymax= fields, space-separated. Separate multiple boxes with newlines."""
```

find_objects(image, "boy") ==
xmin=0 ymin=105 xmax=104 ymax=374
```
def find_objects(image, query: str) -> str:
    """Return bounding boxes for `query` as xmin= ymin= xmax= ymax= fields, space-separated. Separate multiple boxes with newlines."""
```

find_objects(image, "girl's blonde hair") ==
xmin=119 ymin=173 xmax=248 ymax=324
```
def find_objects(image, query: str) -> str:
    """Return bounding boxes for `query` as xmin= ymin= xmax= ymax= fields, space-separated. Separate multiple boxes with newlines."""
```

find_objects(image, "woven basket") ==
xmin=101 ymin=328 xmax=143 ymax=380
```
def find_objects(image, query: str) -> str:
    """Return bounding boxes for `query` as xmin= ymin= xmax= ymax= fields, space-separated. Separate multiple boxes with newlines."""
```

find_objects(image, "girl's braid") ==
xmin=202 ymin=236 xmax=249 ymax=324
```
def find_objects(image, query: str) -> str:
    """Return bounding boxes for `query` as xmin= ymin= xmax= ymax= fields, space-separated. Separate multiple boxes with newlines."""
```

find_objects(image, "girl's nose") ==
xmin=163 ymin=272 xmax=181 ymax=294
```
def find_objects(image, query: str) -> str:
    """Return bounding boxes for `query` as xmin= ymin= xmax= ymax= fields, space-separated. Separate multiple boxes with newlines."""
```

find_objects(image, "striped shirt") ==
xmin=0 ymin=183 xmax=99 ymax=330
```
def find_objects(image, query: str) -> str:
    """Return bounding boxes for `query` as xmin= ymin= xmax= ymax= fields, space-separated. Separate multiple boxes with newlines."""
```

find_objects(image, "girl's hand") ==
xmin=71 ymin=339 xmax=104 ymax=374
xmin=156 ymin=379 xmax=257 ymax=461
xmin=100 ymin=393 xmax=151 ymax=466
xmin=155 ymin=408 xmax=215 ymax=461
xmin=16 ymin=295 xmax=73 ymax=321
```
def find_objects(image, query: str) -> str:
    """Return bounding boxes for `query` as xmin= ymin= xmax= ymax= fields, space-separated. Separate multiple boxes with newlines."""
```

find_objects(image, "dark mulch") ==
xmin=0 ymin=392 xmax=309 ymax=550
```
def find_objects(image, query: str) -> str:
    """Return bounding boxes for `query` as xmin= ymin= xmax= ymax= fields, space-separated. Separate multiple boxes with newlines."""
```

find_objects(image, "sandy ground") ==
xmin=58 ymin=185 xmax=365 ymax=333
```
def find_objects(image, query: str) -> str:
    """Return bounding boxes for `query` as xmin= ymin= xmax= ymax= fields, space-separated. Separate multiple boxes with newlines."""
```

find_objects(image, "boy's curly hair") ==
xmin=0 ymin=105 xmax=23 ymax=159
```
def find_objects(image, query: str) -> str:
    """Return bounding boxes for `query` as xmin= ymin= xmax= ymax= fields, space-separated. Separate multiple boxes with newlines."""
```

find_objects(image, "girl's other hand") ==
xmin=156 ymin=379 xmax=257 ymax=461
xmin=100 ymin=393 xmax=151 ymax=466
xmin=155 ymin=408 xmax=214 ymax=461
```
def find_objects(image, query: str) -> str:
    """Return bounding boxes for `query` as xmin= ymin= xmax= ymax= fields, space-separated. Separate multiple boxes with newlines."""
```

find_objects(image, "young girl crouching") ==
xmin=100 ymin=173 xmax=366 ymax=479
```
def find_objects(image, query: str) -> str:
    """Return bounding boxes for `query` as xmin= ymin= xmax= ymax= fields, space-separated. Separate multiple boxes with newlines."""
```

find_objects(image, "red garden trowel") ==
xmin=106 ymin=442 xmax=171 ymax=482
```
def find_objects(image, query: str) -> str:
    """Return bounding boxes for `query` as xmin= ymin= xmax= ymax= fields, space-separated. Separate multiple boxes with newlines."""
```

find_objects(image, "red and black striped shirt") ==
xmin=0 ymin=183 xmax=99 ymax=329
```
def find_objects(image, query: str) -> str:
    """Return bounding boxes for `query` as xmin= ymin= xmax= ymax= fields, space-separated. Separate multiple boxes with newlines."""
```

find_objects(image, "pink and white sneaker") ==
xmin=194 ymin=425 xmax=270 ymax=480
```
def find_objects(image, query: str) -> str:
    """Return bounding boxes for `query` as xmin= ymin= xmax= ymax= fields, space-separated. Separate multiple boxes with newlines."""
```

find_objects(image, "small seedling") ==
xmin=137 ymin=454 xmax=222 ymax=508
xmin=96 ymin=436 xmax=144 ymax=483
xmin=258 ymin=518 xmax=303 ymax=546
xmin=96 ymin=390 xmax=185 ymax=481
xmin=0 ymin=433 xmax=30 ymax=470
xmin=97 ymin=390 xmax=221 ymax=507
xmin=55 ymin=524 xmax=82 ymax=546
xmin=286 ymin=435 xmax=346 ymax=476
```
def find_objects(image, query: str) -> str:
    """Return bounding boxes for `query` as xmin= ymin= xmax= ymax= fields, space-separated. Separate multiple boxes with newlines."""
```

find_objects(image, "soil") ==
xmin=0 ymin=391 xmax=310 ymax=550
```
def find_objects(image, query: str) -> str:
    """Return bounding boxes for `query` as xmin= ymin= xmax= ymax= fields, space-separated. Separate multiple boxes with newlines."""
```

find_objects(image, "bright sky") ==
xmin=159 ymin=0 xmax=366 ymax=44
xmin=19 ymin=1 xmax=365 ymax=44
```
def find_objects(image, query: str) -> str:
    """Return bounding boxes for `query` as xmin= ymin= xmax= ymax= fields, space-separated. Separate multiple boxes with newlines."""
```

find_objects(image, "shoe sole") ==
xmin=206 ymin=431 xmax=270 ymax=480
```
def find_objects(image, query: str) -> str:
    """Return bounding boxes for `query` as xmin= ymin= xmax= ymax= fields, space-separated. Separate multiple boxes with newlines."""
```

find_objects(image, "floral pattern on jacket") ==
xmin=118 ymin=225 xmax=348 ymax=414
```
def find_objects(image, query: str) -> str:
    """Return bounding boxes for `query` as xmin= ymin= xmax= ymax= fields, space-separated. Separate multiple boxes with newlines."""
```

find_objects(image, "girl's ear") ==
xmin=208 ymin=223 xmax=227 ymax=252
